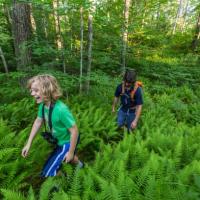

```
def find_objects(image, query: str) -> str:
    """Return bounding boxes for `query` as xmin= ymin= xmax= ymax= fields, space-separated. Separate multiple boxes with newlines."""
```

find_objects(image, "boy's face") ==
xmin=30 ymin=81 xmax=43 ymax=104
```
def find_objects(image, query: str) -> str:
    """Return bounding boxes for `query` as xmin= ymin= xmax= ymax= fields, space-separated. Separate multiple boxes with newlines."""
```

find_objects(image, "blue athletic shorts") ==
xmin=41 ymin=136 xmax=80 ymax=177
xmin=117 ymin=109 xmax=136 ymax=130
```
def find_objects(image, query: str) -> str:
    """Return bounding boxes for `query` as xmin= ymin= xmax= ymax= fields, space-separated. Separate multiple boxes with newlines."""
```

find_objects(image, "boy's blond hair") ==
xmin=27 ymin=74 xmax=62 ymax=102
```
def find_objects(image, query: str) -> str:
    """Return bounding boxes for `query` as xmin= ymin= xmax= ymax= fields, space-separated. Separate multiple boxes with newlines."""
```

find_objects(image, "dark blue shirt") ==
xmin=115 ymin=83 xmax=143 ymax=112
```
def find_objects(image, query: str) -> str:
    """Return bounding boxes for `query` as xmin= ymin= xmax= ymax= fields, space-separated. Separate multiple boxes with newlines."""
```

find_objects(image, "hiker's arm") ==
xmin=65 ymin=125 xmax=79 ymax=163
xmin=112 ymin=97 xmax=119 ymax=113
xmin=22 ymin=117 xmax=43 ymax=157
xmin=131 ymin=105 xmax=142 ymax=129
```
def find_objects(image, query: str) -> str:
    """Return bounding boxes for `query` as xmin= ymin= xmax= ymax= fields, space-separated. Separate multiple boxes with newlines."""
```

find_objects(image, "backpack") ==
xmin=121 ymin=81 xmax=143 ymax=103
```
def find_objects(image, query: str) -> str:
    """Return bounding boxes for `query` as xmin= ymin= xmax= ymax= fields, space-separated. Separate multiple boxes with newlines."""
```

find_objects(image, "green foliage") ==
xmin=0 ymin=70 xmax=200 ymax=199
xmin=1 ymin=188 xmax=26 ymax=200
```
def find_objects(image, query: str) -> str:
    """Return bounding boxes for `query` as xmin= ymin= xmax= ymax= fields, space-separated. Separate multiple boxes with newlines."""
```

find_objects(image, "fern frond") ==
xmin=39 ymin=178 xmax=58 ymax=200
xmin=0 ymin=188 xmax=26 ymax=200
xmin=27 ymin=186 xmax=35 ymax=200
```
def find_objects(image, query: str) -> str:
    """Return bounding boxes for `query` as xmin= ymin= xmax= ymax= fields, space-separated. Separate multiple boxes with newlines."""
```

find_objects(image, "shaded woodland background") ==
xmin=0 ymin=0 xmax=200 ymax=82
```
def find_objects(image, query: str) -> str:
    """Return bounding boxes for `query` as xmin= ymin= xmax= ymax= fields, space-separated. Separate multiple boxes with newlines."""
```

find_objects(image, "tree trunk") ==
xmin=141 ymin=0 xmax=147 ymax=28
xmin=181 ymin=0 xmax=189 ymax=33
xmin=156 ymin=2 xmax=160 ymax=28
xmin=80 ymin=7 xmax=84 ymax=94
xmin=53 ymin=0 xmax=66 ymax=72
xmin=30 ymin=5 xmax=36 ymax=34
xmin=11 ymin=2 xmax=32 ymax=70
xmin=3 ymin=5 xmax=14 ymax=53
xmin=172 ymin=0 xmax=183 ymax=35
xmin=122 ymin=0 xmax=131 ymax=72
xmin=86 ymin=14 xmax=93 ymax=93
xmin=191 ymin=12 xmax=200 ymax=51
xmin=53 ymin=0 xmax=62 ymax=49
xmin=0 ymin=47 xmax=9 ymax=73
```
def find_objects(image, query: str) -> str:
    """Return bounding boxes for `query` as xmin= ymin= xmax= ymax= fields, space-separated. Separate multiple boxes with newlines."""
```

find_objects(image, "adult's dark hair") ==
xmin=123 ymin=69 xmax=137 ymax=83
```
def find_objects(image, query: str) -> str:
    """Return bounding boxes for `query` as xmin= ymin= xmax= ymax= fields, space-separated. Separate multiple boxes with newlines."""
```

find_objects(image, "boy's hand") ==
xmin=64 ymin=151 xmax=74 ymax=163
xmin=21 ymin=144 xmax=30 ymax=158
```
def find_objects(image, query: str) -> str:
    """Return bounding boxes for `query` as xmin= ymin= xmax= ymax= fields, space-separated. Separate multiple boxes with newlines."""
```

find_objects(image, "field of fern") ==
xmin=0 ymin=66 xmax=200 ymax=200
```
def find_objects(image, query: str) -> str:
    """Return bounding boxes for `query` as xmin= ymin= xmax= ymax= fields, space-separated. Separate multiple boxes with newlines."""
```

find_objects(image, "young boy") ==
xmin=21 ymin=74 xmax=83 ymax=177
xmin=112 ymin=69 xmax=143 ymax=132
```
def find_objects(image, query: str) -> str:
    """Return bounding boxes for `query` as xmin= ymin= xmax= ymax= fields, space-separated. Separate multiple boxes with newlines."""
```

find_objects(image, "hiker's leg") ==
xmin=127 ymin=112 xmax=136 ymax=133
xmin=41 ymin=143 xmax=70 ymax=177
xmin=117 ymin=109 xmax=126 ymax=129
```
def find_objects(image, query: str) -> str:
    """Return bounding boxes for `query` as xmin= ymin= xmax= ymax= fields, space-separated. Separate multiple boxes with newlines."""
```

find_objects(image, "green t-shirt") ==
xmin=38 ymin=100 xmax=76 ymax=146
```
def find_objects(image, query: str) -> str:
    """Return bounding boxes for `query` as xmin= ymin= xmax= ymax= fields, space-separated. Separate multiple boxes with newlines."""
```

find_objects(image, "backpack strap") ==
xmin=121 ymin=81 xmax=125 ymax=95
xmin=42 ymin=103 xmax=54 ymax=133
xmin=130 ymin=81 xmax=143 ymax=100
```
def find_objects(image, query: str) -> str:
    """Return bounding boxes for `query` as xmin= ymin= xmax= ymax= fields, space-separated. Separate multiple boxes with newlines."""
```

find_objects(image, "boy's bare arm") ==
xmin=27 ymin=117 xmax=43 ymax=145
xmin=22 ymin=117 xmax=43 ymax=157
xmin=64 ymin=125 xmax=79 ymax=162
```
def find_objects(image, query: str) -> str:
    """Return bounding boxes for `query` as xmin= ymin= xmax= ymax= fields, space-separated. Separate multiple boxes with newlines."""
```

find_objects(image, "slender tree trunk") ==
xmin=57 ymin=5 xmax=66 ymax=73
xmin=86 ymin=14 xmax=93 ymax=93
xmin=141 ymin=0 xmax=147 ymax=28
xmin=181 ymin=0 xmax=189 ymax=33
xmin=191 ymin=12 xmax=200 ymax=51
xmin=61 ymin=0 xmax=69 ymax=72
xmin=43 ymin=14 xmax=48 ymax=39
xmin=122 ymin=0 xmax=131 ymax=72
xmin=172 ymin=0 xmax=183 ymax=35
xmin=80 ymin=7 xmax=83 ymax=94
xmin=0 ymin=47 xmax=9 ymax=73
xmin=53 ymin=0 xmax=66 ymax=72
xmin=3 ymin=5 xmax=14 ymax=53
xmin=53 ymin=0 xmax=62 ymax=49
xmin=30 ymin=5 xmax=36 ymax=33
xmin=70 ymin=12 xmax=73 ymax=52
xmin=11 ymin=2 xmax=32 ymax=70
xmin=156 ymin=2 xmax=160 ymax=28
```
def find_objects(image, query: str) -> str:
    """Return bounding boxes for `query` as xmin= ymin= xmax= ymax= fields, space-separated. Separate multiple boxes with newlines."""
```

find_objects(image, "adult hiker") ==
xmin=112 ymin=69 xmax=143 ymax=132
